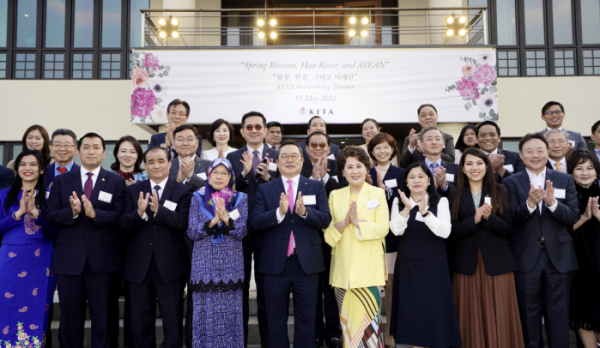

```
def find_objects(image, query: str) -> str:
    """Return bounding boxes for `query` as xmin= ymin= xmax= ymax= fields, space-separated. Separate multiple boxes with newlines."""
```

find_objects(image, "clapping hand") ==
xmin=348 ymin=201 xmax=361 ymax=227
xmin=591 ymin=197 xmax=600 ymax=221
xmin=475 ymin=203 xmax=492 ymax=223
xmin=256 ymin=159 xmax=270 ymax=181
xmin=482 ymin=203 xmax=492 ymax=220
xmin=164 ymin=123 xmax=176 ymax=148
xmin=408 ymin=129 xmax=419 ymax=149
xmin=126 ymin=178 xmax=136 ymax=187
xmin=527 ymin=183 xmax=544 ymax=209
xmin=180 ymin=157 xmax=195 ymax=181
xmin=279 ymin=192 xmax=289 ymax=217
xmin=542 ymin=180 xmax=556 ymax=206
xmin=149 ymin=189 xmax=160 ymax=214
xmin=26 ymin=191 xmax=39 ymax=218
xmin=81 ymin=195 xmax=95 ymax=219
xmin=418 ymin=197 xmax=428 ymax=216
xmin=14 ymin=190 xmax=29 ymax=220
xmin=399 ymin=190 xmax=412 ymax=218
xmin=217 ymin=148 xmax=225 ymax=159
xmin=374 ymin=166 xmax=386 ymax=190
xmin=433 ymin=166 xmax=447 ymax=190
xmin=312 ymin=158 xmax=323 ymax=181
xmin=137 ymin=192 xmax=150 ymax=216
xmin=215 ymin=198 xmax=230 ymax=225
xmin=240 ymin=152 xmax=253 ymax=178
xmin=488 ymin=154 xmax=506 ymax=176
xmin=70 ymin=191 xmax=82 ymax=217
xmin=295 ymin=192 xmax=307 ymax=216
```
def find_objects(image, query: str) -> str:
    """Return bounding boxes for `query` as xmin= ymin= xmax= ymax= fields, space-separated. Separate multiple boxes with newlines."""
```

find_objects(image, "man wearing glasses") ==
xmin=148 ymin=99 xmax=203 ymax=158
xmin=539 ymin=101 xmax=587 ymax=152
xmin=544 ymin=129 xmax=570 ymax=173
xmin=227 ymin=111 xmax=279 ymax=348
xmin=47 ymin=128 xmax=80 ymax=188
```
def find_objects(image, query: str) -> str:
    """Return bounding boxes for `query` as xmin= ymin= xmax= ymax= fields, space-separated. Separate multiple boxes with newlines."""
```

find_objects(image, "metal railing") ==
xmin=138 ymin=7 xmax=489 ymax=48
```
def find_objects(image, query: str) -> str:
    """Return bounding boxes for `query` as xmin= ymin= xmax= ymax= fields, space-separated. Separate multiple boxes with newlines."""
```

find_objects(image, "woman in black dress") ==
xmin=389 ymin=162 xmax=461 ymax=348
xmin=568 ymin=150 xmax=600 ymax=348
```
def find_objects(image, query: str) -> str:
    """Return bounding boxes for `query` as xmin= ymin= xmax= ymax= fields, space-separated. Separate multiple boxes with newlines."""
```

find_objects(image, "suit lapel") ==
xmin=462 ymin=185 xmax=476 ymax=216
xmin=160 ymin=179 xmax=176 ymax=205
xmin=356 ymin=183 xmax=371 ymax=214
xmin=70 ymin=167 xmax=83 ymax=196
xmin=140 ymin=180 xmax=154 ymax=217
xmin=91 ymin=168 xmax=109 ymax=205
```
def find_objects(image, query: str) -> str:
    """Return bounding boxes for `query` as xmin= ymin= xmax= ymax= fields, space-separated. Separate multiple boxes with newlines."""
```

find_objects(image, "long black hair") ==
xmin=110 ymin=135 xmax=145 ymax=173
xmin=4 ymin=150 xmax=47 ymax=214
xmin=398 ymin=162 xmax=440 ymax=207
xmin=455 ymin=125 xmax=479 ymax=152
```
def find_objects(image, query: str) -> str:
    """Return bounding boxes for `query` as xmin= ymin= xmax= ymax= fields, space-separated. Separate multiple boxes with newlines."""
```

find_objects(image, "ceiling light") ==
xmin=349 ymin=17 xmax=356 ymax=24
xmin=446 ymin=29 xmax=454 ymax=37
xmin=349 ymin=29 xmax=356 ymax=37
xmin=446 ymin=16 xmax=454 ymax=24
xmin=258 ymin=31 xmax=265 ymax=39
xmin=360 ymin=30 xmax=368 ymax=37
xmin=362 ymin=17 xmax=368 ymax=25
xmin=258 ymin=19 xmax=265 ymax=27
xmin=270 ymin=32 xmax=277 ymax=39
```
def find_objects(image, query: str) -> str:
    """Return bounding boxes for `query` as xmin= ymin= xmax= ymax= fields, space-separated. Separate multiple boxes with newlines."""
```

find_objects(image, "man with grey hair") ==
xmin=544 ymin=129 xmax=570 ymax=173
xmin=419 ymin=125 xmax=459 ymax=196
xmin=47 ymin=128 xmax=80 ymax=188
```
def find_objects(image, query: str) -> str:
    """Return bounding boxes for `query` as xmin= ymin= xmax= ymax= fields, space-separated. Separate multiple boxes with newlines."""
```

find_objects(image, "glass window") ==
xmin=581 ymin=0 xmax=600 ymax=44
xmin=14 ymin=53 xmax=36 ymax=78
xmin=100 ymin=53 xmax=121 ymax=78
xmin=72 ymin=53 xmax=93 ymax=78
xmin=0 ymin=0 xmax=7 ymax=47
xmin=12 ymin=145 xmax=23 ymax=161
xmin=16 ymin=0 xmax=37 ymax=48
xmin=583 ymin=49 xmax=600 ymax=75
xmin=45 ymin=0 xmax=66 ymax=48
xmin=74 ymin=0 xmax=94 ymax=48
xmin=130 ymin=0 xmax=149 ymax=48
xmin=525 ymin=50 xmax=547 ymax=75
xmin=553 ymin=49 xmax=575 ymax=75
xmin=43 ymin=53 xmax=65 ymax=78
xmin=0 ymin=53 xmax=6 ymax=78
xmin=102 ymin=0 xmax=122 ymax=48
xmin=524 ymin=0 xmax=545 ymax=45
xmin=497 ymin=50 xmax=519 ymax=76
xmin=496 ymin=0 xmax=517 ymax=45
xmin=552 ymin=0 xmax=573 ymax=45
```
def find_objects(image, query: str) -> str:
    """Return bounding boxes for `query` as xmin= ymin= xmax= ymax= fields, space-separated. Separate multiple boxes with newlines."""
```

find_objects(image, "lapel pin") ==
xmin=102 ymin=178 xmax=105 ymax=181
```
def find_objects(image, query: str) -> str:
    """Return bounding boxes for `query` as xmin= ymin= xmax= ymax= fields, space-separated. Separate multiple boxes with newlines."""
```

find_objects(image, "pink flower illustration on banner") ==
xmin=144 ymin=53 xmax=160 ymax=71
xmin=472 ymin=64 xmax=497 ymax=86
xmin=456 ymin=77 xmax=480 ymax=101
xmin=132 ymin=68 xmax=149 ymax=88
xmin=131 ymin=88 xmax=157 ymax=118
xmin=461 ymin=63 xmax=475 ymax=77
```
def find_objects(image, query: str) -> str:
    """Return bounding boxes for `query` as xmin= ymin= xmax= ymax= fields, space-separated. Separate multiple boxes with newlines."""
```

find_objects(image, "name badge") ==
xmin=164 ymin=200 xmax=178 ymax=211
xmin=229 ymin=209 xmax=240 ymax=220
xmin=384 ymin=179 xmax=398 ymax=188
xmin=484 ymin=196 xmax=492 ymax=206
xmin=446 ymin=173 xmax=455 ymax=183
xmin=46 ymin=191 xmax=50 ymax=199
xmin=269 ymin=162 xmax=278 ymax=172
xmin=303 ymin=195 xmax=317 ymax=205
xmin=98 ymin=191 xmax=113 ymax=203
xmin=415 ymin=212 xmax=424 ymax=222
xmin=327 ymin=154 xmax=335 ymax=160
xmin=555 ymin=188 xmax=566 ymax=199
xmin=332 ymin=175 xmax=339 ymax=183
xmin=568 ymin=140 xmax=575 ymax=148
xmin=366 ymin=198 xmax=380 ymax=210
xmin=503 ymin=164 xmax=514 ymax=173
xmin=197 ymin=172 xmax=207 ymax=180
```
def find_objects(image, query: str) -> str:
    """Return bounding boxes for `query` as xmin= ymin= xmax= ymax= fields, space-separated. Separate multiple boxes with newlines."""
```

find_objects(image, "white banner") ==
xmin=130 ymin=48 xmax=498 ymax=125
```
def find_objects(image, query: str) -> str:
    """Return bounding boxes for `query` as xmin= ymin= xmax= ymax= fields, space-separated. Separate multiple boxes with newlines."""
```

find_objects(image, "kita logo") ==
xmin=299 ymin=107 xmax=306 ymax=115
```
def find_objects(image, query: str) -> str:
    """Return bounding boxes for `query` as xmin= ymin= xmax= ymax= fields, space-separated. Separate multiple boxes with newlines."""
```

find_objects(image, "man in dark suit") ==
xmin=418 ymin=126 xmax=459 ymax=196
xmin=46 ymin=128 xmax=80 ymax=188
xmin=504 ymin=133 xmax=579 ymax=348
xmin=118 ymin=146 xmax=193 ymax=348
xmin=168 ymin=124 xmax=211 ymax=190
xmin=476 ymin=121 xmax=525 ymax=181
xmin=0 ymin=164 xmax=13 ymax=189
xmin=266 ymin=121 xmax=284 ymax=150
xmin=226 ymin=111 xmax=279 ymax=347
xmin=544 ymin=129 xmax=570 ymax=173
xmin=251 ymin=141 xmax=332 ymax=348
xmin=539 ymin=101 xmax=587 ymax=152
xmin=399 ymin=104 xmax=455 ymax=168
xmin=299 ymin=116 xmax=341 ymax=160
xmin=46 ymin=132 xmax=126 ymax=348
xmin=148 ymin=99 xmax=202 ymax=158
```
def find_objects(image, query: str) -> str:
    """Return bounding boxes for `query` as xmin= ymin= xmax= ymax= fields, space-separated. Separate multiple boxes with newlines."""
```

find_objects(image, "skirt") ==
xmin=453 ymin=250 xmax=524 ymax=348
xmin=335 ymin=286 xmax=385 ymax=348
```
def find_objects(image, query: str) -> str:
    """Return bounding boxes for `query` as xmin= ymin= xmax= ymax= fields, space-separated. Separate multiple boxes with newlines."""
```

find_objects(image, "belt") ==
xmin=540 ymin=240 xmax=546 ymax=248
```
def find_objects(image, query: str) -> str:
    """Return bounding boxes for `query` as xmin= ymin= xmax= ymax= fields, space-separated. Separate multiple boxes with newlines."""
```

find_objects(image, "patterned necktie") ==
xmin=83 ymin=172 xmax=93 ymax=200
xmin=555 ymin=161 xmax=563 ymax=172
xmin=287 ymin=180 xmax=295 ymax=257
xmin=252 ymin=150 xmax=260 ymax=179
xmin=57 ymin=167 xmax=67 ymax=174
xmin=154 ymin=185 xmax=161 ymax=201
xmin=429 ymin=162 xmax=438 ymax=174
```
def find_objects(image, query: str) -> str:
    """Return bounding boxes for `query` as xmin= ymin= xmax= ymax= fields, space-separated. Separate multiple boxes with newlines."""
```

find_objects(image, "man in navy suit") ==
xmin=0 ymin=164 xmax=13 ymax=189
xmin=46 ymin=128 xmax=80 ymax=188
xmin=299 ymin=116 xmax=340 ymax=160
xmin=544 ymin=129 xmax=570 ymax=173
xmin=418 ymin=126 xmax=459 ymax=196
xmin=46 ymin=132 xmax=126 ymax=348
xmin=118 ymin=147 xmax=193 ymax=348
xmin=226 ymin=111 xmax=279 ymax=347
xmin=477 ymin=121 xmax=525 ymax=180
xmin=148 ymin=99 xmax=202 ymax=158
xmin=251 ymin=141 xmax=332 ymax=348
xmin=539 ymin=101 xmax=587 ymax=152
xmin=504 ymin=133 xmax=579 ymax=348
xmin=266 ymin=121 xmax=284 ymax=149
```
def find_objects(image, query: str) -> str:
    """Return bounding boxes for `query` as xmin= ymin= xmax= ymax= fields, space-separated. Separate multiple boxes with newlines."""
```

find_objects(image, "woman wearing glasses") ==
xmin=202 ymin=119 xmax=237 ymax=161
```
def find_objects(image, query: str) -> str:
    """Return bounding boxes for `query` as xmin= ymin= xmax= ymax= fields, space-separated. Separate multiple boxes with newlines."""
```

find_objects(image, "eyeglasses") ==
xmin=175 ymin=137 xmax=196 ymax=144
xmin=169 ymin=111 xmax=187 ymax=116
xmin=211 ymin=171 xmax=230 ymax=177
xmin=52 ymin=144 xmax=76 ymax=149
xmin=544 ymin=110 xmax=564 ymax=116
xmin=280 ymin=153 xmax=301 ymax=160
xmin=548 ymin=139 xmax=567 ymax=145
xmin=245 ymin=124 xmax=263 ymax=131
xmin=309 ymin=142 xmax=327 ymax=149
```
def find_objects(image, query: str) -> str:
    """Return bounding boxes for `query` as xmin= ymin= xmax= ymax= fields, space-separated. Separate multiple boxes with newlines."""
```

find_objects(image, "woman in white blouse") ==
xmin=201 ymin=119 xmax=237 ymax=161
xmin=387 ymin=162 xmax=462 ymax=348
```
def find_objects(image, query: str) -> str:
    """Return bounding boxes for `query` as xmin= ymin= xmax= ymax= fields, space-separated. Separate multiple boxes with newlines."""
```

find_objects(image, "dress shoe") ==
xmin=326 ymin=337 xmax=342 ymax=348
xmin=315 ymin=338 xmax=323 ymax=347
xmin=261 ymin=336 xmax=269 ymax=348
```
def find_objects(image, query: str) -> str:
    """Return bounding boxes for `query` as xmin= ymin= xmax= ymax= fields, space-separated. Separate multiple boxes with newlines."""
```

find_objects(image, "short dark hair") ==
xmin=541 ymin=101 xmax=564 ymax=115
xmin=167 ymin=99 xmax=190 ymax=116
xmin=361 ymin=118 xmax=380 ymax=129
xmin=307 ymin=116 xmax=325 ymax=130
xmin=276 ymin=140 xmax=303 ymax=159
xmin=78 ymin=132 xmax=105 ymax=151
xmin=367 ymin=133 xmax=398 ymax=162
xmin=306 ymin=131 xmax=330 ymax=145
xmin=518 ymin=133 xmax=549 ymax=152
xmin=338 ymin=146 xmax=371 ymax=173
xmin=111 ymin=135 xmax=145 ymax=172
xmin=207 ymin=119 xmax=234 ymax=147
xmin=476 ymin=120 xmax=501 ymax=137
xmin=592 ymin=120 xmax=600 ymax=134
xmin=144 ymin=146 xmax=171 ymax=163
xmin=51 ymin=128 xmax=77 ymax=144
xmin=568 ymin=150 xmax=600 ymax=176
xmin=241 ymin=111 xmax=266 ymax=126
xmin=417 ymin=104 xmax=438 ymax=115
xmin=399 ymin=162 xmax=440 ymax=207
xmin=267 ymin=121 xmax=284 ymax=134
xmin=173 ymin=124 xmax=199 ymax=138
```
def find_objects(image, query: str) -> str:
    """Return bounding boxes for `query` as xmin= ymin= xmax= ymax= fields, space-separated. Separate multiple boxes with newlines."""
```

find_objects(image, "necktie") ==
xmin=429 ymin=162 xmax=438 ymax=174
xmin=287 ymin=180 xmax=295 ymax=257
xmin=555 ymin=161 xmax=563 ymax=172
xmin=83 ymin=172 xmax=93 ymax=200
xmin=252 ymin=150 xmax=260 ymax=179
xmin=57 ymin=167 xmax=67 ymax=174
xmin=154 ymin=185 xmax=161 ymax=201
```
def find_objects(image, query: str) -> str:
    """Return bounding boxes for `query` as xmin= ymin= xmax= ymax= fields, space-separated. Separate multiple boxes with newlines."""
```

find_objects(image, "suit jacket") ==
xmin=46 ymin=167 xmax=126 ymax=275
xmin=0 ymin=165 xmax=14 ymax=189
xmin=449 ymin=184 xmax=517 ymax=276
xmin=399 ymin=132 xmax=455 ymax=168
xmin=46 ymin=162 xmax=80 ymax=188
xmin=251 ymin=176 xmax=331 ymax=275
xmin=300 ymin=158 xmax=347 ymax=196
xmin=168 ymin=155 xmax=212 ymax=191
xmin=539 ymin=128 xmax=588 ymax=151
xmin=299 ymin=141 xmax=340 ymax=160
xmin=149 ymin=132 xmax=203 ymax=157
xmin=118 ymin=179 xmax=193 ymax=283
xmin=497 ymin=148 xmax=525 ymax=174
xmin=504 ymin=169 xmax=579 ymax=273
xmin=369 ymin=165 xmax=405 ymax=253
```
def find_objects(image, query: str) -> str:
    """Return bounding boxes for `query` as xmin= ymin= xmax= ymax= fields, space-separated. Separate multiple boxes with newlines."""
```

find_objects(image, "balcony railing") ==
xmin=138 ymin=7 xmax=489 ymax=48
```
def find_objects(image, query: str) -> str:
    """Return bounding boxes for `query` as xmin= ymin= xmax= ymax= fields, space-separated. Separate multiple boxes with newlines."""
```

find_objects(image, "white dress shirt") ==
xmin=81 ymin=166 xmax=101 ymax=190
xmin=141 ymin=177 xmax=168 ymax=220
xmin=525 ymin=168 xmax=558 ymax=214
xmin=482 ymin=148 xmax=499 ymax=155
xmin=275 ymin=175 xmax=308 ymax=248
xmin=247 ymin=144 xmax=265 ymax=159
xmin=201 ymin=147 xmax=237 ymax=161
xmin=548 ymin=157 xmax=567 ymax=172
xmin=389 ymin=195 xmax=452 ymax=239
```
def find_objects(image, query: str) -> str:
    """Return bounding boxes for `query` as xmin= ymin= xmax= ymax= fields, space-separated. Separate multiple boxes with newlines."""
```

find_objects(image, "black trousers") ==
xmin=315 ymin=242 xmax=341 ymax=341
xmin=57 ymin=262 xmax=113 ymax=348
xmin=243 ymin=231 xmax=269 ymax=343
xmin=129 ymin=255 xmax=185 ymax=348
xmin=514 ymin=247 xmax=573 ymax=348
xmin=108 ymin=269 xmax=133 ymax=348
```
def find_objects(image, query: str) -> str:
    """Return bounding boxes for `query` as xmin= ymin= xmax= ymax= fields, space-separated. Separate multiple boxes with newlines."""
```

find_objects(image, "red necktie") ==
xmin=58 ymin=167 xmax=67 ymax=174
